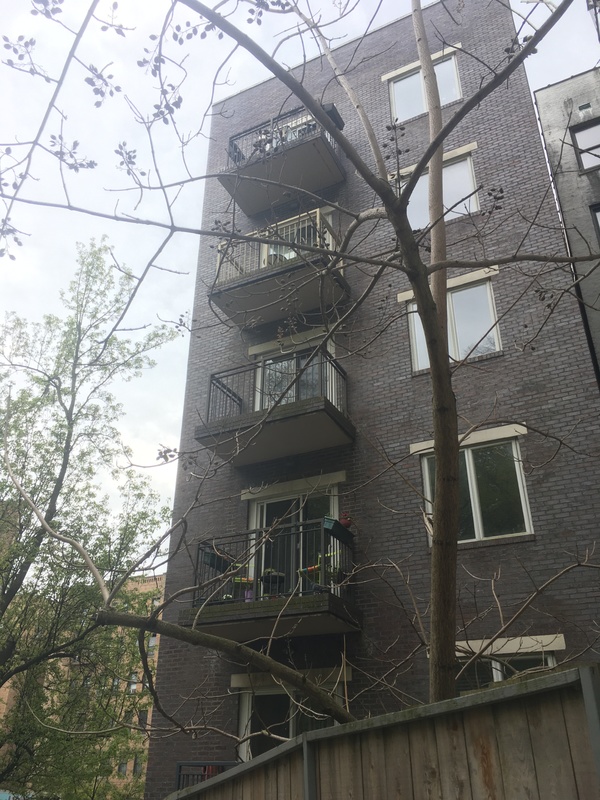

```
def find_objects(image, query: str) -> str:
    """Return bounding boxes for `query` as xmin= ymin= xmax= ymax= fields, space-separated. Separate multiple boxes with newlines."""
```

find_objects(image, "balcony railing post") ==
xmin=320 ymin=520 xmax=327 ymax=590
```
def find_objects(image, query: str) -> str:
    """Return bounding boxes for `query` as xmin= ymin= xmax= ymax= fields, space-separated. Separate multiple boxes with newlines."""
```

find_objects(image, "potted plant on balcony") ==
xmin=260 ymin=568 xmax=286 ymax=595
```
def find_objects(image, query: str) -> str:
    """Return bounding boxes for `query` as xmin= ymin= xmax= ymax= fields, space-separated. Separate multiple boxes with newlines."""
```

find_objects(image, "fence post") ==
xmin=302 ymin=736 xmax=318 ymax=800
xmin=580 ymin=665 xmax=600 ymax=781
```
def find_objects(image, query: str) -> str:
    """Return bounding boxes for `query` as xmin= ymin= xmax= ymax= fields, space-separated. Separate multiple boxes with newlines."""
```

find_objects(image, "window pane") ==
xmin=405 ymin=157 xmax=477 ymax=230
xmin=434 ymin=58 xmax=460 ymax=106
xmin=443 ymin=158 xmax=477 ymax=219
xmin=472 ymin=442 xmax=526 ymax=537
xmin=251 ymin=694 xmax=290 ymax=757
xmin=408 ymin=303 xmax=429 ymax=370
xmin=409 ymin=280 xmax=498 ymax=370
xmin=406 ymin=172 xmax=430 ymax=230
xmin=424 ymin=452 xmax=475 ymax=540
xmin=297 ymin=352 xmax=321 ymax=400
xmin=456 ymin=658 xmax=494 ymax=694
xmin=574 ymin=123 xmax=600 ymax=170
xmin=392 ymin=71 xmax=424 ymax=121
xmin=450 ymin=283 xmax=498 ymax=360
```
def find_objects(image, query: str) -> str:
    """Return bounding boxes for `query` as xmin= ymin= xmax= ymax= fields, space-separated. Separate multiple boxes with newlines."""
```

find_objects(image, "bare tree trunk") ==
xmin=412 ymin=0 xmax=458 ymax=702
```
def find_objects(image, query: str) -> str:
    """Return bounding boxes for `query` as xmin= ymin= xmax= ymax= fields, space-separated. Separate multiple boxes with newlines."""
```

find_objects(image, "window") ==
xmin=391 ymin=56 xmax=460 ymax=122
xmin=408 ymin=280 xmax=500 ymax=370
xmin=128 ymin=673 xmax=138 ymax=693
xmin=117 ymin=762 xmax=128 ymax=776
xmin=572 ymin=120 xmax=600 ymax=170
xmin=422 ymin=438 xmax=532 ymax=541
xmin=592 ymin=205 xmax=600 ymax=241
xmin=238 ymin=690 xmax=334 ymax=760
xmin=404 ymin=156 xmax=479 ymax=230
xmin=455 ymin=635 xmax=563 ymax=693
xmin=133 ymin=755 xmax=143 ymax=777
xmin=457 ymin=652 xmax=556 ymax=693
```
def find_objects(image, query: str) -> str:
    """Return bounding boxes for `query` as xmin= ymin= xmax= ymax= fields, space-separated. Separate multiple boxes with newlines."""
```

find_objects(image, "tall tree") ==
xmin=0 ymin=240 xmax=172 ymax=793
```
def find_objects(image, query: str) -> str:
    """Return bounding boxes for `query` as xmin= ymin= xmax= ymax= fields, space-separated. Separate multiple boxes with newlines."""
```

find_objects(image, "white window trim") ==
xmin=241 ymin=471 xmax=346 ymax=503
xmin=381 ymin=43 xmax=462 ymax=83
xmin=416 ymin=431 xmax=533 ymax=542
xmin=456 ymin=635 xmax=565 ymax=658
xmin=235 ymin=668 xmax=350 ymax=762
xmin=410 ymin=424 xmax=527 ymax=456
xmin=405 ymin=278 xmax=501 ymax=370
xmin=394 ymin=141 xmax=477 ymax=182
xmin=397 ymin=266 xmax=498 ymax=304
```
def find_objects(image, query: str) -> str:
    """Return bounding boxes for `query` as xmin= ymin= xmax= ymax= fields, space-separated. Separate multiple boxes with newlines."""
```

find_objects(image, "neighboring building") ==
xmin=146 ymin=4 xmax=600 ymax=798
xmin=536 ymin=67 xmax=600 ymax=385
xmin=0 ymin=574 xmax=164 ymax=798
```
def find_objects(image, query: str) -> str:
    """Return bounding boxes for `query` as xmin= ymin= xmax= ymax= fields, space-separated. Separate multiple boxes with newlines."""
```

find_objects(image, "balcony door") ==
xmin=254 ymin=493 xmax=333 ymax=596
xmin=255 ymin=350 xmax=322 ymax=410
xmin=260 ymin=210 xmax=332 ymax=270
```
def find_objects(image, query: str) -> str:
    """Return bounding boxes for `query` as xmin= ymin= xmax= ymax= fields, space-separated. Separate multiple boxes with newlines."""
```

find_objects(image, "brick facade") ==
xmin=146 ymin=5 xmax=600 ymax=798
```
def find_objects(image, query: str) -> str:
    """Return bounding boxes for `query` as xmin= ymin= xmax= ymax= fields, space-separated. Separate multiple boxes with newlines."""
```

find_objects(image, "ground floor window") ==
xmin=238 ymin=690 xmax=334 ymax=760
xmin=455 ymin=635 xmax=564 ymax=693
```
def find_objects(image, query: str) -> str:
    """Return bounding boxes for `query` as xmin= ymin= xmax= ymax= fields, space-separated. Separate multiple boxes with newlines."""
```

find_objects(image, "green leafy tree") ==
xmin=0 ymin=240 xmax=173 ymax=796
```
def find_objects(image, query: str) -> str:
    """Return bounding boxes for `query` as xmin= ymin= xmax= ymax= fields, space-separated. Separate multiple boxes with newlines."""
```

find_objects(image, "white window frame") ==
xmin=456 ymin=635 xmax=564 ymax=687
xmin=394 ymin=144 xmax=479 ymax=230
xmin=572 ymin=119 xmax=600 ymax=171
xmin=406 ymin=278 xmax=501 ymax=371
xmin=416 ymin=430 xmax=533 ymax=542
xmin=386 ymin=51 xmax=462 ymax=122
xmin=234 ymin=668 xmax=349 ymax=762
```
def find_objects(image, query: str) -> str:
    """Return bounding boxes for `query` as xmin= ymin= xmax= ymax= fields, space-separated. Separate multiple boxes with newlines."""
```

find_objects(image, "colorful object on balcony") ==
xmin=339 ymin=511 xmax=352 ymax=529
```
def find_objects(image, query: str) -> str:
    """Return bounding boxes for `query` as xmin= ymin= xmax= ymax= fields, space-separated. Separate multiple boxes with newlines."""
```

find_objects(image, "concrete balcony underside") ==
xmin=178 ymin=592 xmax=361 ymax=641
xmin=218 ymin=137 xmax=345 ymax=217
xmin=209 ymin=260 xmax=350 ymax=328
xmin=195 ymin=397 xmax=355 ymax=466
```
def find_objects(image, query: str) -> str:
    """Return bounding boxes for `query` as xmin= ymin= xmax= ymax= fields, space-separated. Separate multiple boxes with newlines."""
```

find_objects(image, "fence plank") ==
xmin=527 ymin=690 xmax=578 ymax=799
xmin=263 ymin=758 xmax=280 ymax=800
xmin=383 ymin=724 xmax=413 ymax=799
xmin=289 ymin=751 xmax=304 ymax=800
xmin=463 ymin=705 xmax=505 ymax=800
xmin=361 ymin=729 xmax=387 ymax=800
xmin=560 ymin=686 xmax=600 ymax=799
xmin=493 ymin=701 xmax=539 ymax=800
xmin=409 ymin=718 xmax=442 ymax=800
xmin=434 ymin=713 xmax=470 ymax=799
xmin=317 ymin=735 xmax=363 ymax=800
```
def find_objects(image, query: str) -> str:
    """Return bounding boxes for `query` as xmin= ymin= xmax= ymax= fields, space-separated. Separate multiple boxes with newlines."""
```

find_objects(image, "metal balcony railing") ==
xmin=206 ymin=349 xmax=347 ymax=424
xmin=215 ymin=208 xmax=338 ymax=286
xmin=176 ymin=762 xmax=237 ymax=789
xmin=194 ymin=517 xmax=353 ymax=606
xmin=226 ymin=108 xmax=338 ymax=170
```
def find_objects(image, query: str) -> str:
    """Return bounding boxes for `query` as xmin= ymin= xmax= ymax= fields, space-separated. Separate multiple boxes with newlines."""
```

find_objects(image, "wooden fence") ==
xmin=163 ymin=665 xmax=600 ymax=800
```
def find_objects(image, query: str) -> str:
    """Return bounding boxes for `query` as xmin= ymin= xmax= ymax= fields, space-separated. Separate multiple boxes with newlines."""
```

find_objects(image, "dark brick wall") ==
xmin=145 ymin=4 xmax=600 ymax=798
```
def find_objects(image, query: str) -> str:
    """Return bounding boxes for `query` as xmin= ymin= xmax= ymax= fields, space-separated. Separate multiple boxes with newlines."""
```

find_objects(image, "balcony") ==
xmin=210 ymin=208 xmax=350 ymax=328
xmin=179 ymin=518 xmax=360 ymax=641
xmin=195 ymin=349 xmax=355 ymax=466
xmin=218 ymin=106 xmax=346 ymax=216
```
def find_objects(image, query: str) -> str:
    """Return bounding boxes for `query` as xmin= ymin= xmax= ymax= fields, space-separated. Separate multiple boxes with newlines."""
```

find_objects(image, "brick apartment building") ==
xmin=536 ymin=66 xmax=600 ymax=385
xmin=146 ymin=3 xmax=600 ymax=796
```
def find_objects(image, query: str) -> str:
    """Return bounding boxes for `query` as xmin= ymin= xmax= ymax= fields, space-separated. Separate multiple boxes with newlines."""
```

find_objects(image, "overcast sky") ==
xmin=1 ymin=0 xmax=598 ymax=506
